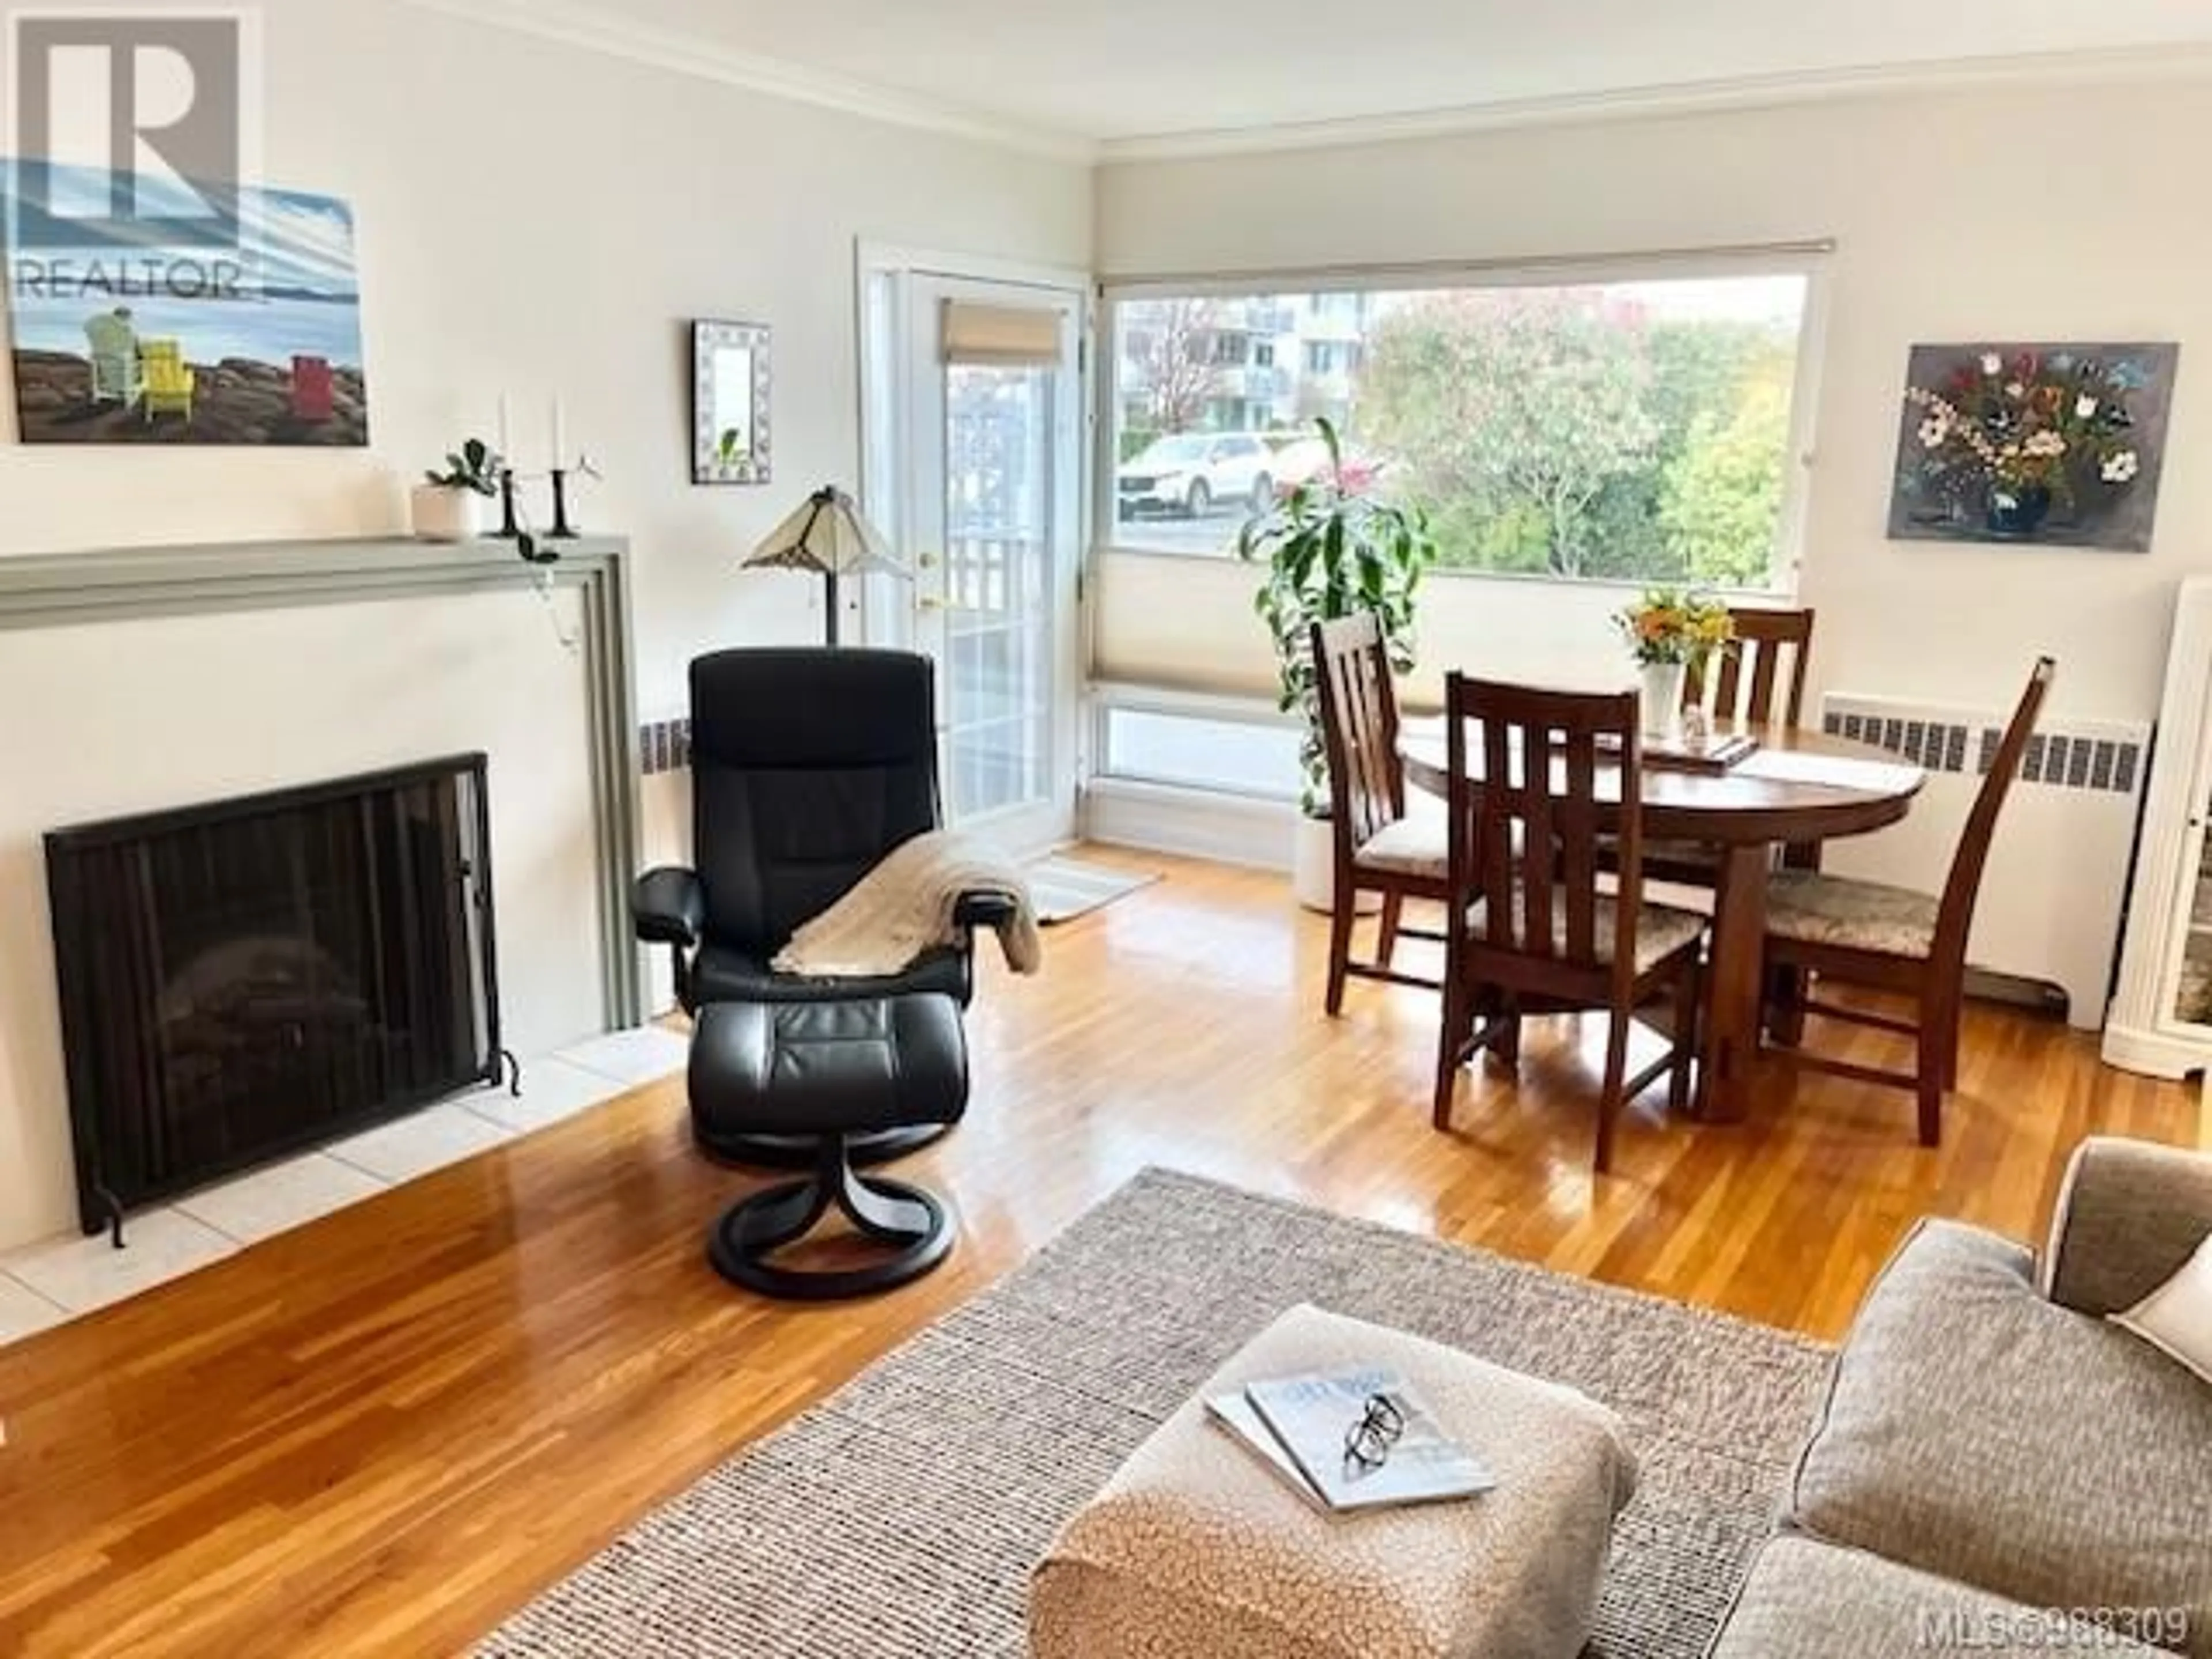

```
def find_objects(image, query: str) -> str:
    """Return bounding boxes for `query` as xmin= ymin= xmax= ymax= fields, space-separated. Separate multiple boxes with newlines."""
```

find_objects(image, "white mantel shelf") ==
xmin=0 ymin=535 xmax=645 ymax=1027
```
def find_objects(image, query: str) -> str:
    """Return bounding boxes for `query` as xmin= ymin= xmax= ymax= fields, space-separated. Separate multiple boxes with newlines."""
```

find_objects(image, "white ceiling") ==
xmin=486 ymin=0 xmax=2212 ymax=152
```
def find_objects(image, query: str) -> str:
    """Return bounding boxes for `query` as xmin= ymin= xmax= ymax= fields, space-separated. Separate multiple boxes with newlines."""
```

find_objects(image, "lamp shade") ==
xmin=743 ymin=486 xmax=906 ymax=580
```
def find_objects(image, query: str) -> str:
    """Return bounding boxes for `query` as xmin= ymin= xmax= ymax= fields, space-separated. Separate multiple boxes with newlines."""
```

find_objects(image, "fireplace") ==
xmin=44 ymin=755 xmax=504 ymax=1240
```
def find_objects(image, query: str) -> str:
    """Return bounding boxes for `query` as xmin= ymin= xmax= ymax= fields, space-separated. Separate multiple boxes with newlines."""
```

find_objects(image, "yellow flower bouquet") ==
xmin=1614 ymin=588 xmax=1734 ymax=671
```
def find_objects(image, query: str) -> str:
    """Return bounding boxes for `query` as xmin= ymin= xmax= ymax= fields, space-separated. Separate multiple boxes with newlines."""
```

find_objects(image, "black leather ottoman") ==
xmin=691 ymin=996 xmax=969 ymax=1300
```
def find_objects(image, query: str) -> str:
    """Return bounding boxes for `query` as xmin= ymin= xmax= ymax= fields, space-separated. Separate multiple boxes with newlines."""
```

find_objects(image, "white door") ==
xmin=861 ymin=263 xmax=1085 ymax=853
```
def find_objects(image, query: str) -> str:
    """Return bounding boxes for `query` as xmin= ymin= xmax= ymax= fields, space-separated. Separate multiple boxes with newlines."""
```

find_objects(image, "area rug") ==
xmin=478 ymin=1169 xmax=1832 ymax=1659
xmin=1025 ymin=855 xmax=1160 ymax=924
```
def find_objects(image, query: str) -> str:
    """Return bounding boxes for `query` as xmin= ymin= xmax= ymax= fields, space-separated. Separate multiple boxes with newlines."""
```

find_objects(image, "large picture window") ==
xmin=1106 ymin=266 xmax=1818 ymax=589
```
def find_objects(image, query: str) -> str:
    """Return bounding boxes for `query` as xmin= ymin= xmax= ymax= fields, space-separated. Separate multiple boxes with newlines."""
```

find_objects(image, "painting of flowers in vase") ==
xmin=1888 ymin=342 xmax=2179 ymax=551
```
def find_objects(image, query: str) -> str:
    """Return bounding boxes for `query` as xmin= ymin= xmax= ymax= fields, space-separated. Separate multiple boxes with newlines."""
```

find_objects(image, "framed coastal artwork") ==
xmin=6 ymin=174 xmax=368 ymax=446
xmin=1888 ymin=342 xmax=2179 ymax=551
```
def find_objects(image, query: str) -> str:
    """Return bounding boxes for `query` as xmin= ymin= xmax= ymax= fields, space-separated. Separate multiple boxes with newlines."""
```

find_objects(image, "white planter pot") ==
xmin=411 ymin=484 xmax=488 ymax=543
xmin=1291 ymin=813 xmax=1384 ymax=916
xmin=1639 ymin=661 xmax=1686 ymax=739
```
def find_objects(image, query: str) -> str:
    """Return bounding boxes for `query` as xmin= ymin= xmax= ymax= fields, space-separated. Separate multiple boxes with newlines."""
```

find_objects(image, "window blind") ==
xmin=941 ymin=299 xmax=1062 ymax=366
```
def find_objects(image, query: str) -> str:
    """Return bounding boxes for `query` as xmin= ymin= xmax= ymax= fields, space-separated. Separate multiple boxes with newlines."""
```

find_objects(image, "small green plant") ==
xmin=1238 ymin=418 xmax=1437 ymax=816
xmin=423 ymin=437 xmax=503 ymax=497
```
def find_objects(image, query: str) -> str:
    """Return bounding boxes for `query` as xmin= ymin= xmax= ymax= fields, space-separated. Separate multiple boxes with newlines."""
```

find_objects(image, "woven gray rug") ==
xmin=479 ymin=1168 xmax=1832 ymax=1658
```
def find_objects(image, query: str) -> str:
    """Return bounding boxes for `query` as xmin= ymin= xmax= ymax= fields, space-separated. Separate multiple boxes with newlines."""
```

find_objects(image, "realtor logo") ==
xmin=6 ymin=7 xmax=263 ymax=251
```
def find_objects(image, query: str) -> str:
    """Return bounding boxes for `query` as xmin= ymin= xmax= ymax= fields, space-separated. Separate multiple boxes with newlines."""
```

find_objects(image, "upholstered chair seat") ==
xmin=1765 ymin=872 xmax=1938 ymax=960
xmin=1353 ymin=797 xmax=1450 ymax=881
xmin=1464 ymin=891 xmax=1707 ymax=974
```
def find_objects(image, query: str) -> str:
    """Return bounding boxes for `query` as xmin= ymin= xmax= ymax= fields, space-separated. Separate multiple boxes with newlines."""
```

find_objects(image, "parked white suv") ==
xmin=1116 ymin=433 xmax=1274 ymax=519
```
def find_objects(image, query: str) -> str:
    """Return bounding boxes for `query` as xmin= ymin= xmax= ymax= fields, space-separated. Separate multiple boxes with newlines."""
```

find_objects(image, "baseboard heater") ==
xmin=44 ymin=755 xmax=506 ymax=1242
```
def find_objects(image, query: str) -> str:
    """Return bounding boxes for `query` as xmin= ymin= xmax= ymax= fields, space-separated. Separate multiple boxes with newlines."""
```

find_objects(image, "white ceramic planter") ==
xmin=410 ymin=484 xmax=488 ymax=543
xmin=1291 ymin=813 xmax=1384 ymax=916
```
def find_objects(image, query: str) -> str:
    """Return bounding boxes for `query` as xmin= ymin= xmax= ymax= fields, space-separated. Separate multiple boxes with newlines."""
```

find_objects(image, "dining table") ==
xmin=1397 ymin=718 xmax=1927 ymax=1124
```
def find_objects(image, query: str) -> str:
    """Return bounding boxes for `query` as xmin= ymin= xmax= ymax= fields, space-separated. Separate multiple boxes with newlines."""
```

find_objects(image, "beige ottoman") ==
xmin=1029 ymin=1304 xmax=1638 ymax=1659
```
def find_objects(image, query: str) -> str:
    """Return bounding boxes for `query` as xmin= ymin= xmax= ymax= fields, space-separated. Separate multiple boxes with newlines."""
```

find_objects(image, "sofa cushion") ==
xmin=2115 ymin=1235 xmax=2212 ymax=1389
xmin=1787 ymin=1220 xmax=2212 ymax=1654
xmin=1711 ymin=1536 xmax=2170 ymax=1658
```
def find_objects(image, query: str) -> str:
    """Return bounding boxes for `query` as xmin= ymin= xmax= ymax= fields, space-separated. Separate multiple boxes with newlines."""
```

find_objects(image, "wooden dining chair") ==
xmin=1433 ymin=675 xmax=1706 ymax=1173
xmin=1310 ymin=612 xmax=1452 ymax=1014
xmin=1687 ymin=605 xmax=1816 ymax=728
xmin=1759 ymin=657 xmax=2055 ymax=1147
xmin=1642 ymin=605 xmax=1821 ymax=888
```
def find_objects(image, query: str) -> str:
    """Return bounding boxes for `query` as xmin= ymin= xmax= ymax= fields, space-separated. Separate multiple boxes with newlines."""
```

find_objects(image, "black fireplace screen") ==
xmin=45 ymin=755 xmax=502 ymax=1236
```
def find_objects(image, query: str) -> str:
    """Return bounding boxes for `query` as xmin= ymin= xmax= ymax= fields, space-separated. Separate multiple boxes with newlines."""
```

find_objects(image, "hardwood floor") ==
xmin=0 ymin=847 xmax=2196 ymax=1658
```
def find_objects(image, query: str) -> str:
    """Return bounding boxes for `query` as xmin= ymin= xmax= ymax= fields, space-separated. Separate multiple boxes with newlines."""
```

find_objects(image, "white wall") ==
xmin=0 ymin=0 xmax=1093 ymax=718
xmin=1094 ymin=78 xmax=2212 ymax=729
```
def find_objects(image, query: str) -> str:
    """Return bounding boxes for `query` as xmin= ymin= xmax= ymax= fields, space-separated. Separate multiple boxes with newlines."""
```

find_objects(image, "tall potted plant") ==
xmin=1238 ymin=419 xmax=1437 ymax=912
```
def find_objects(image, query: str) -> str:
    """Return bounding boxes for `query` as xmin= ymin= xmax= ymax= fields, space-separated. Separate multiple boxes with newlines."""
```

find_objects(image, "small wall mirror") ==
xmin=691 ymin=319 xmax=772 ymax=484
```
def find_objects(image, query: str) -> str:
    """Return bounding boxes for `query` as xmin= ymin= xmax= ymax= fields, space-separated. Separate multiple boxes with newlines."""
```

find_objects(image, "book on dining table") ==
xmin=1594 ymin=726 xmax=1759 ymax=775
xmin=1205 ymin=1367 xmax=1495 ymax=1514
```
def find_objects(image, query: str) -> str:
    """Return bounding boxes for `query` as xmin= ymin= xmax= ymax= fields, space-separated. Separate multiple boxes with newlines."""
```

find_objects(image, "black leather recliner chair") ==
xmin=632 ymin=648 xmax=1014 ymax=1168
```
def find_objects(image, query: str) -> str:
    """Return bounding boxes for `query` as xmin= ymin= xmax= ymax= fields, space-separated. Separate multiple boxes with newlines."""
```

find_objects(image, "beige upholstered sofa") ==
xmin=1712 ymin=1137 xmax=2212 ymax=1657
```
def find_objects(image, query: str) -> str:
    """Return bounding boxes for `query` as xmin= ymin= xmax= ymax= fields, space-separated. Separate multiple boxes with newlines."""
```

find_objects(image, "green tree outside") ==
xmin=1357 ymin=293 xmax=1797 ymax=585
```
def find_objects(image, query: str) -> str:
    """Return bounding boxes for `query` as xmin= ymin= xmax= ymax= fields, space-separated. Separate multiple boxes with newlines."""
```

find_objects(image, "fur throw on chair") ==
xmin=772 ymin=830 xmax=1041 ymax=979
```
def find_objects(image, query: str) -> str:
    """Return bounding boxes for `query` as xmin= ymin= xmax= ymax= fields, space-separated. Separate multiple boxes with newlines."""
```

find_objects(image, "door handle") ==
xmin=918 ymin=594 xmax=946 ymax=612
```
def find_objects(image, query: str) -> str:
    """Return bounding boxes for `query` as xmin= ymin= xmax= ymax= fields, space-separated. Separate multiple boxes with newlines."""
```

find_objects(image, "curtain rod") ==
xmin=1097 ymin=238 xmax=1839 ymax=296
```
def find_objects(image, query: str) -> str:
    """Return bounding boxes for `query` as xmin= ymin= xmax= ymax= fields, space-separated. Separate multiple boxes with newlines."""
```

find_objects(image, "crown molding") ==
xmin=392 ymin=0 xmax=1098 ymax=164
xmin=384 ymin=5 xmax=2212 ymax=172
xmin=1097 ymin=41 xmax=2212 ymax=162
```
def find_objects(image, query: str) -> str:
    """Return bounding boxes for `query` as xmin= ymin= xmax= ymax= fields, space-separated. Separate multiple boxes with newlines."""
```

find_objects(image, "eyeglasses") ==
xmin=1342 ymin=1391 xmax=1406 ymax=1474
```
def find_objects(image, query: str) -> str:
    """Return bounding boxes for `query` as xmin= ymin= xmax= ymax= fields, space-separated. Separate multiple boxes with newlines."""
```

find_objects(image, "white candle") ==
xmin=550 ymin=396 xmax=567 ymax=469
xmin=495 ymin=393 xmax=512 ymax=463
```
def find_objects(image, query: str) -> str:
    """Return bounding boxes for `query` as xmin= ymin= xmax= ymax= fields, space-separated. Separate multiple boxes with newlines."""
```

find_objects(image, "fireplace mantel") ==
xmin=0 ymin=536 xmax=643 ymax=1027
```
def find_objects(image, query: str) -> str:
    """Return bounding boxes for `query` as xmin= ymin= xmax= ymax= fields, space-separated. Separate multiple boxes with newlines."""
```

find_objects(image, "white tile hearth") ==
xmin=174 ymin=1153 xmax=390 ymax=1245
xmin=467 ymin=1056 xmax=628 ymax=1134
xmin=0 ymin=1034 xmax=672 ymax=1353
xmin=4 ymin=1207 xmax=237 ymax=1317
xmin=327 ymin=1101 xmax=516 ymax=1185
xmin=0 ymin=1275 xmax=67 ymax=1344
xmin=557 ymin=1024 xmax=690 ymax=1088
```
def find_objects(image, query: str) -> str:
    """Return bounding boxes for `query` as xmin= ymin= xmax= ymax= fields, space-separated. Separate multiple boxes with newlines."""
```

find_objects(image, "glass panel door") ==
xmin=943 ymin=360 xmax=1056 ymax=821
xmin=871 ymin=271 xmax=1081 ymax=852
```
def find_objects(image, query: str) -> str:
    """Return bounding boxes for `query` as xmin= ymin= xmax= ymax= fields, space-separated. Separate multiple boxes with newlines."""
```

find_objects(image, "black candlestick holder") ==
xmin=548 ymin=468 xmax=578 ymax=540
xmin=495 ymin=469 xmax=520 ymax=539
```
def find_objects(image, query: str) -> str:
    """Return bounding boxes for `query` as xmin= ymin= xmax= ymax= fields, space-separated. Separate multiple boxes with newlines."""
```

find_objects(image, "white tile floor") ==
xmin=556 ymin=1025 xmax=691 ymax=1087
xmin=6 ymin=1207 xmax=238 ymax=1317
xmin=0 ymin=1274 xmax=68 ymax=1344
xmin=173 ymin=1153 xmax=389 ymax=1245
xmin=0 ymin=1028 xmax=688 ymax=1352
xmin=469 ymin=1056 xmax=630 ymax=1134
xmin=324 ymin=1101 xmax=517 ymax=1184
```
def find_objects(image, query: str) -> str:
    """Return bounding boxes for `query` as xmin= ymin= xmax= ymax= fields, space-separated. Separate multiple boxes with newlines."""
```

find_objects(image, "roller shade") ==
xmin=941 ymin=299 xmax=1062 ymax=367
